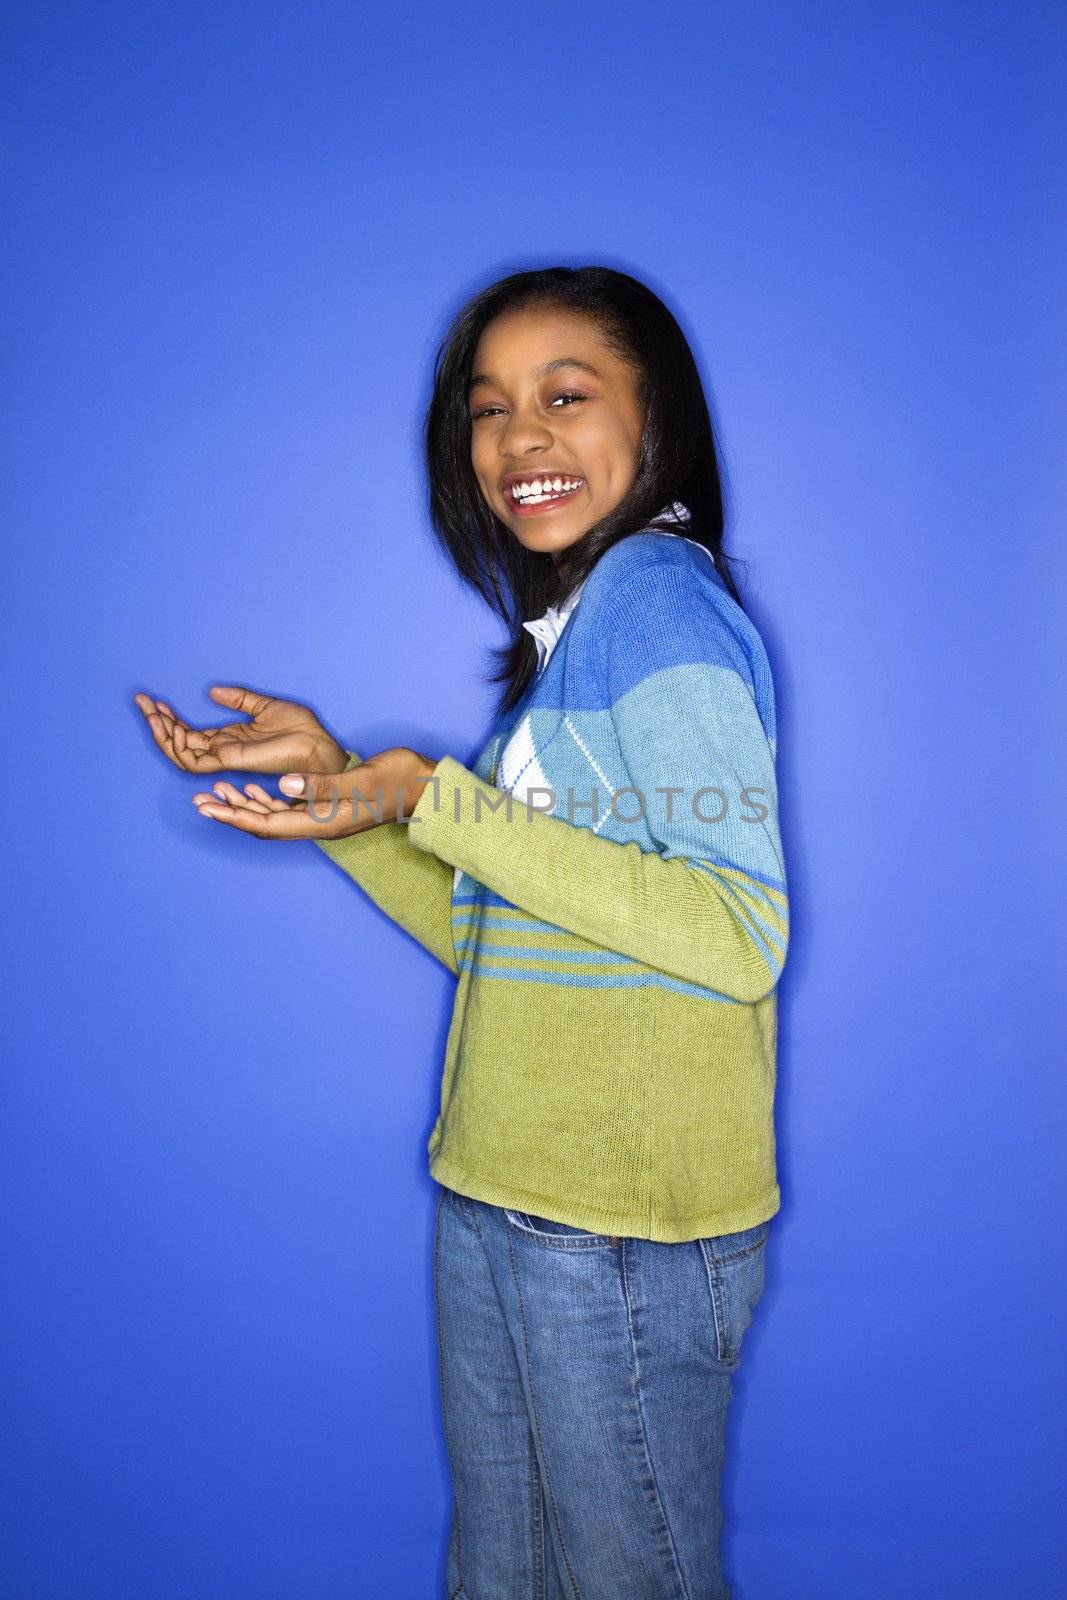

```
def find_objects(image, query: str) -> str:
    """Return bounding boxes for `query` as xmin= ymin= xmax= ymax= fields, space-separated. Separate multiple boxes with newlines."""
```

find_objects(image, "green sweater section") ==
xmin=315 ymin=752 xmax=458 ymax=977
xmin=312 ymin=533 xmax=788 ymax=1242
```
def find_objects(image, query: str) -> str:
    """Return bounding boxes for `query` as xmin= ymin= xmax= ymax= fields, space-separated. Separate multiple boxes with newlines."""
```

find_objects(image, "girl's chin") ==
xmin=511 ymin=524 xmax=591 ymax=556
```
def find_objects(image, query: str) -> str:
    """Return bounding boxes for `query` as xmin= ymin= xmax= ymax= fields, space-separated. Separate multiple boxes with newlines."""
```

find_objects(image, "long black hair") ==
xmin=423 ymin=265 xmax=746 ymax=716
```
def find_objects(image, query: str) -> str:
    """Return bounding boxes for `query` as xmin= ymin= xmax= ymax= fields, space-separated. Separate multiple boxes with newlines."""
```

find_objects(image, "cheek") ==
xmin=595 ymin=414 xmax=634 ymax=456
xmin=469 ymin=442 xmax=491 ymax=487
xmin=597 ymin=425 xmax=639 ymax=484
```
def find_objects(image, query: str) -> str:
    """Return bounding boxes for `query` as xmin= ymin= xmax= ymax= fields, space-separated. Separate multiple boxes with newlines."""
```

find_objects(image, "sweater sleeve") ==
xmin=405 ymin=560 xmax=788 ymax=1001
xmin=314 ymin=752 xmax=459 ymax=977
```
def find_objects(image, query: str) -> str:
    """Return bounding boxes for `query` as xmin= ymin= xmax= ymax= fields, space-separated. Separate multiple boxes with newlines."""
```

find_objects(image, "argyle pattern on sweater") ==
xmin=316 ymin=530 xmax=788 ymax=1241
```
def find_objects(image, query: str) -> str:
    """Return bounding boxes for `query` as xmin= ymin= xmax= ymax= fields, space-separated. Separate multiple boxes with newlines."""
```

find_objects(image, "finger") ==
xmin=140 ymin=705 xmax=179 ymax=762
xmin=136 ymin=695 xmax=215 ymax=774
xmin=209 ymin=780 xmax=273 ymax=817
xmin=209 ymin=780 xmax=246 ymax=805
xmin=279 ymin=771 xmax=347 ymax=820
xmin=157 ymin=702 xmax=202 ymax=743
xmin=193 ymin=788 xmax=309 ymax=817
xmin=192 ymin=798 xmax=273 ymax=834
xmin=140 ymin=695 xmax=222 ymax=750
xmin=243 ymin=782 xmax=290 ymax=811
xmin=135 ymin=694 xmax=167 ymax=735
xmin=136 ymin=700 xmax=166 ymax=743
xmin=208 ymin=684 xmax=274 ymax=718
xmin=166 ymin=732 xmax=216 ymax=773
xmin=231 ymin=788 xmax=272 ymax=816
xmin=166 ymin=718 xmax=214 ymax=772
xmin=192 ymin=794 xmax=335 ymax=840
xmin=151 ymin=705 xmax=232 ymax=765
xmin=151 ymin=701 xmax=184 ymax=735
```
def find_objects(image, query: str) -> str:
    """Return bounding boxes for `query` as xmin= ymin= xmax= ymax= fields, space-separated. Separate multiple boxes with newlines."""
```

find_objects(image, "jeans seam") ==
xmin=620 ymin=1240 xmax=693 ymax=1600
xmin=714 ymin=1230 xmax=768 ymax=1264
xmin=505 ymin=1221 xmax=582 ymax=1600
xmin=435 ymin=1191 xmax=465 ymax=1597
xmin=531 ymin=1425 xmax=547 ymax=1600
xmin=697 ymin=1237 xmax=729 ymax=1365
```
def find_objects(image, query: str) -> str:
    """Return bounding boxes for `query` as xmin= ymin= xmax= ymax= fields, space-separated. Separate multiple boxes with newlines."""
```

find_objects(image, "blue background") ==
xmin=2 ymin=3 xmax=1063 ymax=1596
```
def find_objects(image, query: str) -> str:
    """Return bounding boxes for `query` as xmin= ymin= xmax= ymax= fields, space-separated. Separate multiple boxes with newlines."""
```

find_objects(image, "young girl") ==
xmin=135 ymin=265 xmax=789 ymax=1600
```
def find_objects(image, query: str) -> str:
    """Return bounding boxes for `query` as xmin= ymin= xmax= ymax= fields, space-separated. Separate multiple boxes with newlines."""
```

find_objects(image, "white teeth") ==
xmin=510 ymin=477 xmax=583 ymax=504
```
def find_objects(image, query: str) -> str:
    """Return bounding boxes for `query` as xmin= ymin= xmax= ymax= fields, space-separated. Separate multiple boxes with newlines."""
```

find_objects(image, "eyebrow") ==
xmin=468 ymin=357 xmax=602 ymax=395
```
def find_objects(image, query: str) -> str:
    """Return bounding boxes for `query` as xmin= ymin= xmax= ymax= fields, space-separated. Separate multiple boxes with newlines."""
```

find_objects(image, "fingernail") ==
xmin=279 ymin=774 xmax=305 ymax=796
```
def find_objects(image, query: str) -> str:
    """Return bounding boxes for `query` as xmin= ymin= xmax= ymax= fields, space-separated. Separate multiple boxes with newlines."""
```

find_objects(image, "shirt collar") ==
xmin=522 ymin=502 xmax=691 ymax=674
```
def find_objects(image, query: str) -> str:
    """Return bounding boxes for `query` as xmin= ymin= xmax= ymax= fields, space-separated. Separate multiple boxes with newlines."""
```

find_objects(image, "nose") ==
xmin=497 ymin=400 xmax=555 ymax=457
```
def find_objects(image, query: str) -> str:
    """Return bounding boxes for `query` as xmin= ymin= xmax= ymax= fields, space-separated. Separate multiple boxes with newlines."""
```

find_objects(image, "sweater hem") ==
xmin=428 ymin=1151 xmax=780 ymax=1245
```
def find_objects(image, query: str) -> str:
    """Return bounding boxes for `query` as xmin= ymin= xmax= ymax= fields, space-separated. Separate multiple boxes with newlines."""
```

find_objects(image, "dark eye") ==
xmin=470 ymin=390 xmax=587 ymax=422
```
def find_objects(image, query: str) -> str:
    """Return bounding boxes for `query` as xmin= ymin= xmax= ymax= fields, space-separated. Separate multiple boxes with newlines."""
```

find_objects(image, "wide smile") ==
xmin=505 ymin=475 xmax=586 ymax=517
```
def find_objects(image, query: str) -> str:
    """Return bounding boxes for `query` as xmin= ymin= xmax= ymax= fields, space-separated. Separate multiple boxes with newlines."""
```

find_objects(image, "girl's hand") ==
xmin=134 ymin=684 xmax=348 ymax=776
xmin=190 ymin=748 xmax=439 ymax=840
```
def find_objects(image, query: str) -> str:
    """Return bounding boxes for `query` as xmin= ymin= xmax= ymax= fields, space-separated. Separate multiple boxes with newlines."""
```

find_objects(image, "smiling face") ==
xmin=468 ymin=304 xmax=646 ymax=562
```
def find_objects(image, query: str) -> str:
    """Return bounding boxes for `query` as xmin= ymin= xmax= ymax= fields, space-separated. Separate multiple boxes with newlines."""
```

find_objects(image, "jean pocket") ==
xmin=698 ymin=1220 xmax=769 ymax=1367
xmin=502 ymin=1208 xmax=619 ymax=1249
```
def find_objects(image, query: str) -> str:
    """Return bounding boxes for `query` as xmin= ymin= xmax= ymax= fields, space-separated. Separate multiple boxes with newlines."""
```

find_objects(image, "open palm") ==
xmin=133 ymin=684 xmax=347 ymax=776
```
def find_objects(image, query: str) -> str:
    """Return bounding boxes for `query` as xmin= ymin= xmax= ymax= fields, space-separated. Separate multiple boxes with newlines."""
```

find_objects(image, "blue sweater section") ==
xmin=451 ymin=531 xmax=788 ymax=1002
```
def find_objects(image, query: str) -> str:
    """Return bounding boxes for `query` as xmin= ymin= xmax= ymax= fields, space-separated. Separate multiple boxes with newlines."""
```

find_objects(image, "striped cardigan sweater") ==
xmin=316 ymin=529 xmax=788 ymax=1242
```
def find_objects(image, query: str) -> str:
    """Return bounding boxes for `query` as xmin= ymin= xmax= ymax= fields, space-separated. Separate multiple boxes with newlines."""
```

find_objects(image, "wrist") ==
xmin=404 ymin=755 xmax=440 ymax=819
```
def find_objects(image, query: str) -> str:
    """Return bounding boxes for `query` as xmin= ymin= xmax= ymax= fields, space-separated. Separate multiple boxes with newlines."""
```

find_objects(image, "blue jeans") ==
xmin=433 ymin=1185 xmax=770 ymax=1600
